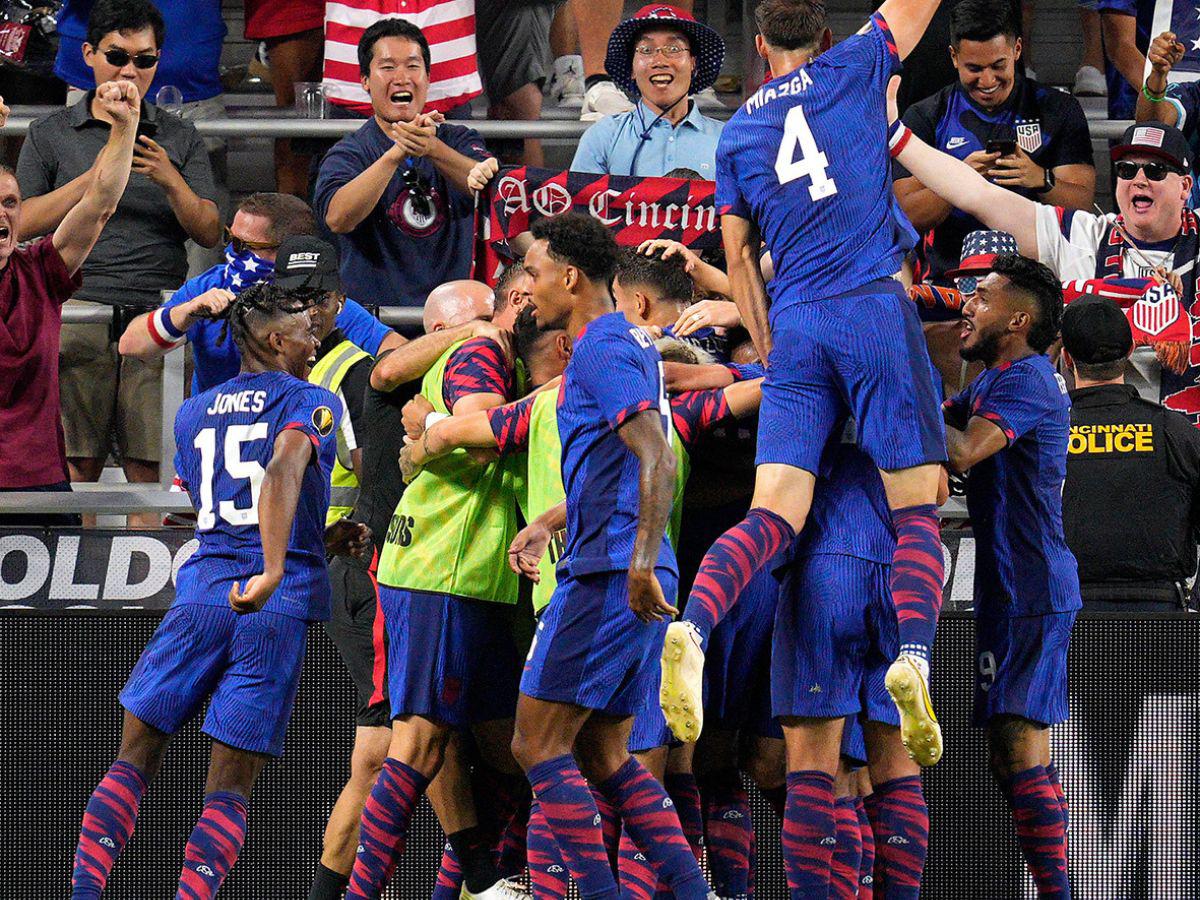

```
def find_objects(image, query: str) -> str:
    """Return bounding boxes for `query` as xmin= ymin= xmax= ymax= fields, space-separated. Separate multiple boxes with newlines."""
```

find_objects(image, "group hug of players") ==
xmin=68 ymin=0 xmax=1084 ymax=898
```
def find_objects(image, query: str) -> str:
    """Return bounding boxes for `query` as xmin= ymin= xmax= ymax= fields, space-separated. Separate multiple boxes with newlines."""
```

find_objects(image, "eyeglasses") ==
xmin=633 ymin=44 xmax=690 ymax=59
xmin=1115 ymin=160 xmax=1183 ymax=182
xmin=102 ymin=48 xmax=160 ymax=70
xmin=224 ymin=225 xmax=279 ymax=256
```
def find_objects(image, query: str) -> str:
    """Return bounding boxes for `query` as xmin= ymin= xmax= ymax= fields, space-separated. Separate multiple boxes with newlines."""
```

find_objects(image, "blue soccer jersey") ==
xmin=557 ymin=312 xmax=676 ymax=577
xmin=173 ymin=370 xmax=341 ymax=621
xmin=715 ymin=12 xmax=903 ymax=308
xmin=945 ymin=355 xmax=1081 ymax=616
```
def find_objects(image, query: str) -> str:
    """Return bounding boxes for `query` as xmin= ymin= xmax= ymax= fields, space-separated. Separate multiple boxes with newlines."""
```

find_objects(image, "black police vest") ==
xmin=1063 ymin=385 xmax=1194 ymax=603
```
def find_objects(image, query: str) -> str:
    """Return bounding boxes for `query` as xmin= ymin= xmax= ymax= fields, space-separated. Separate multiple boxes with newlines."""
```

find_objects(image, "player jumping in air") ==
xmin=660 ymin=0 xmax=949 ymax=778
xmin=70 ymin=284 xmax=369 ymax=899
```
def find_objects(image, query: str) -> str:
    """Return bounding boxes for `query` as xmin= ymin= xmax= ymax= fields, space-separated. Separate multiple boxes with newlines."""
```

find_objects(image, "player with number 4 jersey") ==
xmin=661 ymin=0 xmax=950 ymax=780
xmin=70 ymin=284 xmax=370 ymax=900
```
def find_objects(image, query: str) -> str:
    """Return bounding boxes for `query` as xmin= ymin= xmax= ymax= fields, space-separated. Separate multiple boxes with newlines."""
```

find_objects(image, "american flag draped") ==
xmin=477 ymin=166 xmax=720 ymax=284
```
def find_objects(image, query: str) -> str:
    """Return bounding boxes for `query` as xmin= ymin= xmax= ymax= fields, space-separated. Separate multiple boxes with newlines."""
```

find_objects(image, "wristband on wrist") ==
xmin=147 ymin=306 xmax=186 ymax=348
xmin=1143 ymin=81 xmax=1167 ymax=102
xmin=424 ymin=411 xmax=449 ymax=431
xmin=888 ymin=121 xmax=913 ymax=158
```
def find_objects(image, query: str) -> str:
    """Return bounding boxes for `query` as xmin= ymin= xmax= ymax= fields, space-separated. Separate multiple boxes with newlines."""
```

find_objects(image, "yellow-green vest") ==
xmin=376 ymin=340 xmax=519 ymax=604
xmin=308 ymin=338 xmax=371 ymax=525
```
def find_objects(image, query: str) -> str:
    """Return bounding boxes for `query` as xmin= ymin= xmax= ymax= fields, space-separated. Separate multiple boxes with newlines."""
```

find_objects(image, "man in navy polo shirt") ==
xmin=893 ymin=0 xmax=1095 ymax=285
xmin=314 ymin=18 xmax=491 ymax=307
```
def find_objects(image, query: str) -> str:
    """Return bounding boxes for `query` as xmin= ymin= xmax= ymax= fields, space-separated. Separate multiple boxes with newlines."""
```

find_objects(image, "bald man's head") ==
xmin=422 ymin=280 xmax=495 ymax=333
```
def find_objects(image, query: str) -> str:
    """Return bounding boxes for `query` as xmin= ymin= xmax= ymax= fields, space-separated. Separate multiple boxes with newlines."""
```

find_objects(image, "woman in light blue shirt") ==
xmin=571 ymin=5 xmax=726 ymax=178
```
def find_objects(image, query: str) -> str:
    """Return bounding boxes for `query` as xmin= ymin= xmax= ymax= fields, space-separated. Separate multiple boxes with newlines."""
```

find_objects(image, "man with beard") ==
xmin=942 ymin=253 xmax=1080 ymax=897
xmin=315 ymin=18 xmax=491 ymax=307
xmin=890 ymin=86 xmax=1200 ymax=422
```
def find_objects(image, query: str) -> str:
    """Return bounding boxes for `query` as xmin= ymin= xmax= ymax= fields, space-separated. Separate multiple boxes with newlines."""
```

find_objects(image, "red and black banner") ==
xmin=478 ymin=165 xmax=719 ymax=283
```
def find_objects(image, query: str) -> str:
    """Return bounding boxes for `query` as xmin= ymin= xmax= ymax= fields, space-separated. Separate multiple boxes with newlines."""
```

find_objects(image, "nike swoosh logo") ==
xmin=947 ymin=137 xmax=969 ymax=150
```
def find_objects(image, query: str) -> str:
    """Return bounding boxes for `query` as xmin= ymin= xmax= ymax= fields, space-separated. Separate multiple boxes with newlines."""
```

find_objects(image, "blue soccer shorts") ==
xmin=522 ymin=568 xmax=676 ymax=719
xmin=757 ymin=279 xmax=947 ymax=475
xmin=772 ymin=553 xmax=900 ymax=728
xmin=973 ymin=611 xmax=1077 ymax=728
xmin=120 ymin=603 xmax=308 ymax=757
xmin=706 ymin=561 xmax=782 ymax=739
xmin=841 ymin=714 xmax=868 ymax=769
xmin=381 ymin=587 xmax=522 ymax=728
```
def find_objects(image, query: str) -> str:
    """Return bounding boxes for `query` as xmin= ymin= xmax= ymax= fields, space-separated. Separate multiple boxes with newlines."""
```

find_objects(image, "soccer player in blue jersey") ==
xmin=942 ymin=254 xmax=1079 ymax=896
xmin=659 ymin=0 xmax=952 ymax=779
xmin=69 ymin=284 xmax=370 ymax=900
xmin=505 ymin=213 xmax=717 ymax=900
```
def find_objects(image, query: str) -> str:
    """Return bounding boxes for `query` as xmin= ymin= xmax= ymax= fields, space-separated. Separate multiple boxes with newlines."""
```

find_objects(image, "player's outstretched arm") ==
xmin=370 ymin=321 xmax=510 ymax=391
xmin=874 ymin=0 xmax=941 ymax=61
xmin=619 ymin=409 xmax=679 ymax=623
xmin=54 ymin=82 xmax=139 ymax=276
xmin=888 ymin=77 xmax=1039 ymax=258
xmin=944 ymin=416 xmax=1008 ymax=474
xmin=722 ymin=214 xmax=773 ymax=362
xmin=400 ymin=410 xmax=498 ymax=482
xmin=229 ymin=429 xmax=313 ymax=614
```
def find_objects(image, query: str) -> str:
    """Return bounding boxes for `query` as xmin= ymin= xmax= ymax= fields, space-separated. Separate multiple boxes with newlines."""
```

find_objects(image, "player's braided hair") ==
xmin=219 ymin=283 xmax=318 ymax=351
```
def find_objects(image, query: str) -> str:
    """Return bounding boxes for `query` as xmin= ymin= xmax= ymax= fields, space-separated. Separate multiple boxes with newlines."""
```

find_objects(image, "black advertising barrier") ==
xmin=1 ymin=529 xmax=1198 ymax=898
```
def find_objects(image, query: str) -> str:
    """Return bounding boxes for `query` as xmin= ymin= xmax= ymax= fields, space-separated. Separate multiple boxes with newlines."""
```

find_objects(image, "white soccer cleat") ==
xmin=581 ymin=79 xmax=634 ymax=122
xmin=660 ymin=621 xmax=705 ymax=743
xmin=460 ymin=877 xmax=532 ymax=899
xmin=546 ymin=54 xmax=585 ymax=107
xmin=885 ymin=654 xmax=943 ymax=767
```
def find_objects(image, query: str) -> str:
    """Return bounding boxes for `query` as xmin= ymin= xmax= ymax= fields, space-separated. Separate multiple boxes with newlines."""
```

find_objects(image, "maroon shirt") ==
xmin=0 ymin=236 xmax=81 ymax=487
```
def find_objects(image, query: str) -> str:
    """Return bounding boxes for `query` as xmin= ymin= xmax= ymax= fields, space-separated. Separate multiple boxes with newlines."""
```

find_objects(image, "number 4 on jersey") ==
xmin=775 ymin=105 xmax=838 ymax=201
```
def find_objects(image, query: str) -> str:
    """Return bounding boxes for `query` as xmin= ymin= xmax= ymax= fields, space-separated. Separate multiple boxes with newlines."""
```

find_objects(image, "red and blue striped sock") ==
xmin=703 ymin=768 xmax=753 ymax=897
xmin=1045 ymin=761 xmax=1069 ymax=838
xmin=781 ymin=770 xmax=836 ymax=899
xmin=346 ymin=758 xmax=429 ymax=899
xmin=71 ymin=760 xmax=148 ymax=900
xmin=830 ymin=797 xmax=863 ymax=900
xmin=854 ymin=796 xmax=875 ymax=900
xmin=1008 ymin=766 xmax=1070 ymax=895
xmin=890 ymin=504 xmax=945 ymax=666
xmin=617 ymin=827 xmax=658 ymax=900
xmin=494 ymin=793 xmax=530 ymax=879
xmin=598 ymin=757 xmax=710 ymax=900
xmin=871 ymin=775 xmax=928 ymax=899
xmin=592 ymin=788 xmax=621 ymax=869
xmin=175 ymin=791 xmax=248 ymax=900
xmin=664 ymin=772 xmax=704 ymax=863
xmin=527 ymin=799 xmax=570 ymax=900
xmin=682 ymin=508 xmax=795 ymax=647
xmin=527 ymin=755 xmax=618 ymax=899
xmin=431 ymin=842 xmax=462 ymax=900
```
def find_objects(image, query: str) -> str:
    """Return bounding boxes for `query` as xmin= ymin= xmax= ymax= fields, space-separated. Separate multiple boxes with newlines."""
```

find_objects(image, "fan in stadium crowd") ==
xmin=941 ymin=254 xmax=1079 ymax=896
xmin=315 ymin=18 xmax=492 ymax=308
xmin=69 ymin=280 xmax=371 ymax=900
xmin=0 ymin=82 xmax=136 ymax=528
xmin=570 ymin=4 xmax=725 ymax=178
xmin=1060 ymin=294 xmax=1200 ymax=612
xmin=308 ymin=277 xmax=520 ymax=900
xmin=892 ymin=0 xmax=1095 ymax=286
xmin=341 ymin=269 xmax=531 ymax=899
xmin=118 ymin=194 xmax=400 ymax=393
xmin=892 ymin=97 xmax=1200 ymax=423
xmin=1134 ymin=29 xmax=1200 ymax=207
xmin=16 ymin=0 xmax=220 ymax=517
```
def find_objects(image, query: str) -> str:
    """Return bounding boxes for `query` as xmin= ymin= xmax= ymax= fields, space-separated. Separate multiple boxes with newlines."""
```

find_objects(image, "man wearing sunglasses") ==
xmin=15 ymin=0 xmax=222 ymax=518
xmin=891 ymin=100 xmax=1200 ymax=425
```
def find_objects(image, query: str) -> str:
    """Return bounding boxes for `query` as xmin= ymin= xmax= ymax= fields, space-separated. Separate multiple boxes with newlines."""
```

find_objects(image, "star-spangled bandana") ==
xmin=219 ymin=244 xmax=275 ymax=292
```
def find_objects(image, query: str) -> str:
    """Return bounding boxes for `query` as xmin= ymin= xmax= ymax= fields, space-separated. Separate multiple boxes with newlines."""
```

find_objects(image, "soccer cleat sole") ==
xmin=885 ymin=658 xmax=943 ymax=767
xmin=660 ymin=622 xmax=705 ymax=743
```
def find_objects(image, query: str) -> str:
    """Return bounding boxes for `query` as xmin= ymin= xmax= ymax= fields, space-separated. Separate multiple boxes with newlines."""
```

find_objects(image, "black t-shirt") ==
xmin=894 ymin=76 xmax=1094 ymax=284
xmin=351 ymin=350 xmax=420 ymax=557
xmin=1063 ymin=384 xmax=1200 ymax=600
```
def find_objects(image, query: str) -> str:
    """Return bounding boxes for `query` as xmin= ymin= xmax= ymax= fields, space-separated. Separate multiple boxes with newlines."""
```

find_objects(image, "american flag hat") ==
xmin=605 ymin=4 xmax=725 ymax=100
xmin=944 ymin=230 xmax=1019 ymax=281
xmin=1111 ymin=123 xmax=1190 ymax=170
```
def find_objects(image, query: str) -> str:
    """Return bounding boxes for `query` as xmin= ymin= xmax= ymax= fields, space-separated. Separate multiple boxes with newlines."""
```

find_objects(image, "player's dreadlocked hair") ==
xmin=990 ymin=253 xmax=1063 ymax=353
xmin=219 ymin=283 xmax=316 ymax=351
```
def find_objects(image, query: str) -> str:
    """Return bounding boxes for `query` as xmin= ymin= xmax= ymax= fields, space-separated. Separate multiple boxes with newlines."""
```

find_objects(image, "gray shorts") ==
xmin=476 ymin=0 xmax=558 ymax=102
